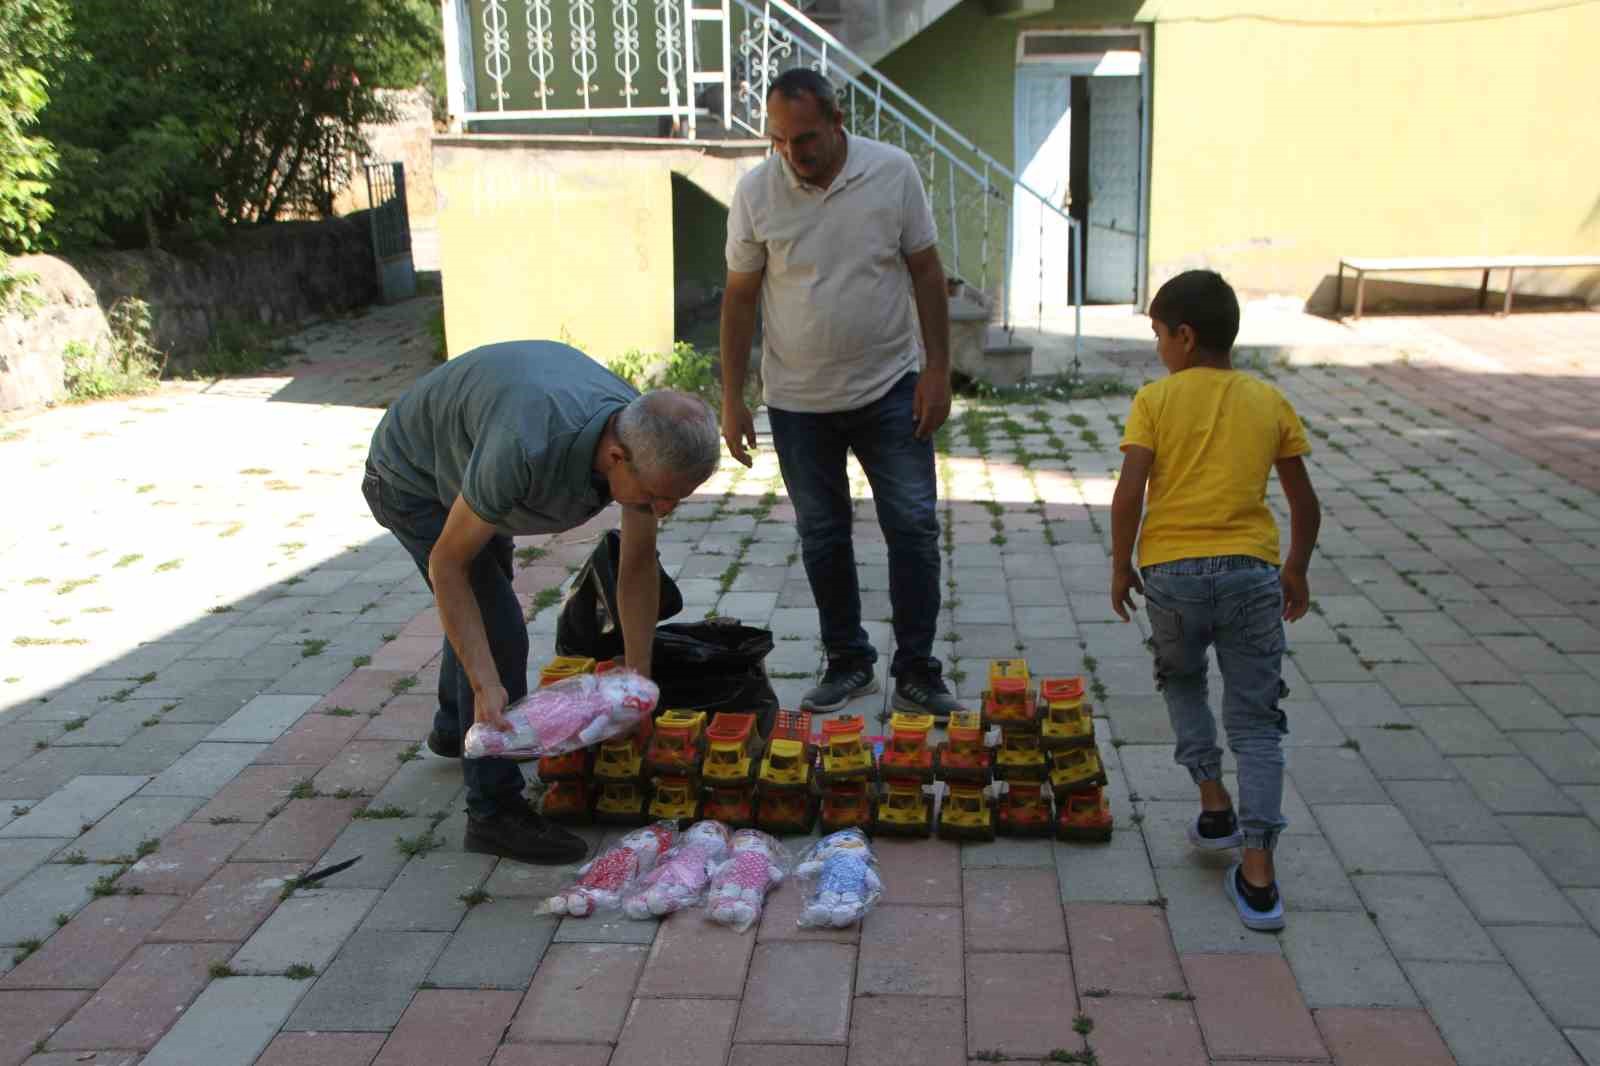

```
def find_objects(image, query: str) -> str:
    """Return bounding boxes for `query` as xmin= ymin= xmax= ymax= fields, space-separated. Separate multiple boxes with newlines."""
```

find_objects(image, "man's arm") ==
xmin=904 ymin=244 xmax=951 ymax=440
xmin=430 ymin=496 xmax=511 ymax=730
xmin=719 ymin=267 xmax=765 ymax=467
xmin=1110 ymin=446 xmax=1154 ymax=621
xmin=1274 ymin=456 xmax=1321 ymax=621
xmin=614 ymin=502 xmax=661 ymax=677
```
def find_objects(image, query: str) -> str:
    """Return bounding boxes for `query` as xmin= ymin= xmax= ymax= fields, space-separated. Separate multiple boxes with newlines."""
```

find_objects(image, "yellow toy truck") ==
xmin=982 ymin=658 xmax=1036 ymax=729
xmin=1049 ymin=746 xmax=1108 ymax=793
xmin=933 ymin=710 xmax=993 ymax=782
xmin=1039 ymin=676 xmax=1093 ymax=749
xmin=873 ymin=778 xmax=933 ymax=837
xmin=819 ymin=714 xmax=872 ymax=782
xmin=703 ymin=712 xmax=759 ymax=785
xmin=938 ymin=781 xmax=996 ymax=842
xmin=758 ymin=711 xmax=814 ymax=790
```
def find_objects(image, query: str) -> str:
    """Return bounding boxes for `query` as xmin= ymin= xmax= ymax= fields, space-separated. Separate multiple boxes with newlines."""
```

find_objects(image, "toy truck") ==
xmin=938 ymin=781 xmax=996 ymax=842
xmin=541 ymin=778 xmax=593 ymax=824
xmin=1049 ymin=746 xmax=1108 ymax=793
xmin=755 ymin=786 xmax=816 ymax=835
xmin=647 ymin=775 xmax=700 ymax=826
xmin=702 ymin=781 xmax=757 ymax=828
xmin=878 ymin=712 xmax=935 ymax=782
xmin=933 ymin=710 xmax=994 ymax=781
xmin=593 ymin=780 xmax=648 ymax=825
xmin=703 ymin=712 xmax=759 ymax=785
xmin=996 ymin=777 xmax=1053 ymax=837
xmin=818 ymin=715 xmax=872 ymax=782
xmin=819 ymin=780 xmax=873 ymax=833
xmin=873 ymin=778 xmax=933 ymax=837
xmin=982 ymin=658 xmax=1036 ymax=729
xmin=1056 ymin=786 xmax=1113 ymax=842
xmin=536 ymin=748 xmax=591 ymax=783
xmin=539 ymin=656 xmax=596 ymax=687
xmin=646 ymin=710 xmax=707 ymax=776
xmin=758 ymin=710 xmax=814 ymax=790
xmin=1039 ymin=676 xmax=1093 ymax=749
xmin=995 ymin=726 xmax=1048 ymax=780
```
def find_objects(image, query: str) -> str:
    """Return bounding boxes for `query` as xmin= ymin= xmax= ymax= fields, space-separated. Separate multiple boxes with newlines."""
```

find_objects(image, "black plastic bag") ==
xmin=651 ymin=619 xmax=779 ymax=738
xmin=555 ymin=530 xmax=684 ymax=663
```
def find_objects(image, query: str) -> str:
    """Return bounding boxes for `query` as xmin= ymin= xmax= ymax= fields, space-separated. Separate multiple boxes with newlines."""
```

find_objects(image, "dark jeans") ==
xmin=767 ymin=371 xmax=941 ymax=678
xmin=361 ymin=466 xmax=527 ymax=818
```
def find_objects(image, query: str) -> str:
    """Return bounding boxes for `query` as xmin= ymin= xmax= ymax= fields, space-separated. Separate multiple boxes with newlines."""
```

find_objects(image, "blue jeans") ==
xmin=1142 ymin=555 xmax=1290 ymax=851
xmin=767 ymin=371 xmax=941 ymax=678
xmin=362 ymin=466 xmax=527 ymax=819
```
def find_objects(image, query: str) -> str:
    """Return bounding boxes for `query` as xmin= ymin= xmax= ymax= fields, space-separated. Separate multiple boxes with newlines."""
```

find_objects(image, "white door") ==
xmin=1085 ymin=75 xmax=1141 ymax=304
xmin=1009 ymin=66 xmax=1074 ymax=327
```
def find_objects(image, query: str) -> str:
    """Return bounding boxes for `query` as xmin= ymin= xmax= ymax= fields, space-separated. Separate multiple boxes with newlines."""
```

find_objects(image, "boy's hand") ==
xmin=1281 ymin=566 xmax=1311 ymax=622
xmin=1111 ymin=564 xmax=1144 ymax=622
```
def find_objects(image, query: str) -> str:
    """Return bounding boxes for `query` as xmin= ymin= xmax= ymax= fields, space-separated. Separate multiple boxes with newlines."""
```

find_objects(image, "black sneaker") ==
xmin=426 ymin=728 xmax=462 ymax=759
xmin=1187 ymin=808 xmax=1244 ymax=850
xmin=465 ymin=803 xmax=588 ymax=865
xmin=891 ymin=665 xmax=963 ymax=723
xmin=801 ymin=662 xmax=880 ymax=713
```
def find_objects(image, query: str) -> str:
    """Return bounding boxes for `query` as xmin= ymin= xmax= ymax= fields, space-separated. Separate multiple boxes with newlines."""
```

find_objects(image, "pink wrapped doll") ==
xmin=545 ymin=823 xmax=676 ymax=917
xmin=707 ymin=829 xmax=789 ymax=932
xmin=464 ymin=670 xmax=657 ymax=759
xmin=621 ymin=820 xmax=731 ymax=919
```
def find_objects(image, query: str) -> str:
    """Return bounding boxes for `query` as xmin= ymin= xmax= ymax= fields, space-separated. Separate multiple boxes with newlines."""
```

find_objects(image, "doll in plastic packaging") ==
xmin=464 ymin=669 xmax=657 ymax=759
xmin=621 ymin=819 xmax=731 ymax=919
xmin=795 ymin=828 xmax=882 ymax=928
xmin=544 ymin=823 xmax=676 ymax=917
xmin=706 ymin=829 xmax=790 ymax=933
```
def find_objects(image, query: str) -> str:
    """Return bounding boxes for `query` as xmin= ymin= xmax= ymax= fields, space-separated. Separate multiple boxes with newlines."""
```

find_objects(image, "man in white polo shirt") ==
xmin=718 ymin=68 xmax=961 ymax=721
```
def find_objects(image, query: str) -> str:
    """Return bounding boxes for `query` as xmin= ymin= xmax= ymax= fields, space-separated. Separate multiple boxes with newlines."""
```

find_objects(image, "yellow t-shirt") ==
xmin=1120 ymin=368 xmax=1310 ymax=568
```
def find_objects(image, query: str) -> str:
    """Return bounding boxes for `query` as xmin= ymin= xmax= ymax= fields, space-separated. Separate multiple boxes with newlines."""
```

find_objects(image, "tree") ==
xmin=39 ymin=0 xmax=439 ymax=250
xmin=0 ymin=0 xmax=69 ymax=301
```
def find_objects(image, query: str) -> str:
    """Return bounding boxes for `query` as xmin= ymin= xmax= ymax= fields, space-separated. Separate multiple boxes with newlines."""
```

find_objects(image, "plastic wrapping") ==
xmin=463 ymin=670 xmax=657 ymax=759
xmin=542 ymin=823 xmax=677 ymax=917
xmin=794 ymin=828 xmax=883 ymax=929
xmin=705 ymin=829 xmax=791 ymax=933
xmin=621 ymin=820 xmax=731 ymax=919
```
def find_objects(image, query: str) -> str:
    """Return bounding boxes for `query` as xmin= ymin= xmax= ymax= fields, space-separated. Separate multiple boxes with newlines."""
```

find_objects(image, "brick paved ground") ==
xmin=1 ymin=302 xmax=1598 ymax=1066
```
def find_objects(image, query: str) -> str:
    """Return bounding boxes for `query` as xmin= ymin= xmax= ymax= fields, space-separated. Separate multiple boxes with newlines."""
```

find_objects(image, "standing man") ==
xmin=364 ymin=340 xmax=721 ymax=864
xmin=719 ymin=68 xmax=960 ymax=720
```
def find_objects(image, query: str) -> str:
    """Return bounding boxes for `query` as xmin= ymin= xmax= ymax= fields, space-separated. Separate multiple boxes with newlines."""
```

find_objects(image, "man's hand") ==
xmin=913 ymin=372 xmax=951 ymax=441
xmin=1281 ymin=566 xmax=1311 ymax=622
xmin=1111 ymin=563 xmax=1144 ymax=622
xmin=475 ymin=682 xmax=511 ymax=732
xmin=722 ymin=401 xmax=756 ymax=468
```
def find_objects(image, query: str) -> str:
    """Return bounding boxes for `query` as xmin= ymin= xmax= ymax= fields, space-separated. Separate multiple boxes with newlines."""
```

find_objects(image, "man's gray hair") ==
xmin=615 ymin=389 xmax=721 ymax=489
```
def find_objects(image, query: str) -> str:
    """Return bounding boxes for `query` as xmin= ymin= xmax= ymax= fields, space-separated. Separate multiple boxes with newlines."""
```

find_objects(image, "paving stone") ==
xmin=1433 ymin=845 xmax=1583 ymax=925
xmin=1103 ymin=695 xmax=1177 ymax=745
xmin=1452 ymin=755 xmax=1579 ymax=814
xmin=1466 ymin=684 xmax=1570 ymax=731
xmin=120 ymin=820 xmax=255 ymax=894
xmin=1183 ymin=953 xmax=1326 ymax=1059
xmin=0 ymin=894 xmax=179 ymax=989
xmin=233 ymin=887 xmax=380 ymax=974
xmin=1065 ymin=903 xmax=1183 ymax=995
xmin=1375 ymin=663 xmax=1466 ymax=707
xmin=256 ymin=1032 xmax=387 ymax=1066
xmin=354 ymin=695 xmax=433 ymax=742
xmin=45 ymin=941 xmax=232 ymax=1043
xmin=1569 ymin=784 xmax=1600 ymax=822
xmin=844 ymin=994 xmax=964 ymax=1066
xmin=140 ymin=976 xmax=308 ymax=1066
xmin=142 ymin=743 xmax=265 ymax=797
xmin=21 ymin=1052 xmax=141 ymax=1066
xmin=1155 ymin=864 xmax=1283 ymax=956
xmin=735 ymin=941 xmax=855 ymax=1045
xmin=1425 ymin=642 xmax=1522 ymax=684
xmin=1056 ymin=831 xmax=1158 ymax=904
xmin=1281 ymin=910 xmax=1417 ymax=1007
xmin=1117 ymin=743 xmax=1203 ymax=801
xmin=1501 ymin=815 xmax=1600 ymax=886
xmin=0 ymin=839 xmax=64 ymax=895
xmin=362 ymin=851 xmax=493 ymax=932
xmin=161 ymin=678 xmax=264 ymax=725
xmin=191 ymin=764 xmax=310 ymax=824
xmin=151 ymin=861 xmax=301 ymax=942
xmin=1510 ymin=730 xmax=1600 ymax=784
xmin=1409 ymin=703 xmax=1518 ymax=756
xmin=856 ymin=904 xmax=962 ymax=996
xmin=492 ymin=1047 xmax=616 ymax=1066
xmin=1314 ymin=1007 xmax=1458 ymax=1066
xmin=1385 ymin=779 xmax=1512 ymax=844
xmin=1315 ymin=683 xmax=1409 ymax=729
xmin=874 ymin=837 xmax=961 ymax=906
xmin=959 ymin=834 xmax=1055 ymax=868
xmin=964 ymin=951 xmax=1076 ymax=1059
xmin=1079 ymin=995 xmax=1207 ymax=1066
xmin=207 ymin=694 xmax=319 ymax=743
xmin=429 ymin=901 xmax=556 ymax=989
xmin=70 ymin=796 xmax=204 ymax=862
xmin=253 ymin=714 xmax=367 ymax=769
xmin=609 ymin=998 xmax=740 ymax=1066
xmin=0 ymin=990 xmax=91 ymax=1066
xmin=369 ymin=988 xmax=521 ymax=1066
xmin=0 ymin=775 xmax=148 ymax=839
xmin=90 ymin=723 xmax=214 ymax=775
xmin=307 ymin=816 xmax=433 ymax=890
xmin=726 ymin=1047 xmax=845 ymax=1066
xmin=286 ymin=929 xmax=448 ymax=1032
xmin=1405 ymin=960 xmax=1583 ymax=1066
xmin=0 ymin=862 xmax=107 ymax=946
xmin=232 ymin=797 xmax=363 ymax=862
xmin=1483 ymin=636 xmax=1575 ymax=674
xmin=1568 ymin=1028 xmax=1600 ymax=1066
xmin=1353 ymin=873 xmax=1499 ymax=962
xmin=49 ymin=707 xmax=162 ymax=749
xmin=635 ymin=909 xmax=752 ymax=998
xmin=962 ymin=866 xmax=1065 ymax=952
xmin=1529 ymin=673 xmax=1598 ymax=717
xmin=757 ymin=876 xmax=859 ymax=944
xmin=1288 ymin=750 xmax=1389 ymax=804
xmin=1268 ymin=833 xmax=1363 ymax=911
xmin=480 ymin=840 xmax=604 ymax=899
xmin=1315 ymin=803 xmax=1437 ymax=875
xmin=1293 ymin=644 xmax=1373 ymax=684
xmin=508 ymin=942 xmax=649 ymax=1044
xmin=1347 ymin=724 xmax=1456 ymax=779
xmin=1488 ymin=925 xmax=1600 ymax=1028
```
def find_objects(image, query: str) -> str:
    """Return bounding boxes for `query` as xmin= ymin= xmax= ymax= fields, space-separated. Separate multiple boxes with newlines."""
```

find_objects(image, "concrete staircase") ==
xmin=950 ymin=280 xmax=1033 ymax=388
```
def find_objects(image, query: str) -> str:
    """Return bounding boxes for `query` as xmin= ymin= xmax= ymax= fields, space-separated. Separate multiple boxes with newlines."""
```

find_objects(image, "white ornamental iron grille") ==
xmin=454 ymin=0 xmax=1082 ymax=350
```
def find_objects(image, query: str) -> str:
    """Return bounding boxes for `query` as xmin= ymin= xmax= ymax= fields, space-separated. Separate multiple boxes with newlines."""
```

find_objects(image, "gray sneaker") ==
xmin=891 ymin=668 xmax=964 ymax=723
xmin=801 ymin=663 xmax=880 ymax=713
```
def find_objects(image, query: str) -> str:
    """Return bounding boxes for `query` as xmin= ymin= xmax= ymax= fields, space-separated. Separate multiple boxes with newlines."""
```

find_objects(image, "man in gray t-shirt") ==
xmin=364 ymin=340 xmax=720 ymax=865
xmin=719 ymin=69 xmax=962 ymax=722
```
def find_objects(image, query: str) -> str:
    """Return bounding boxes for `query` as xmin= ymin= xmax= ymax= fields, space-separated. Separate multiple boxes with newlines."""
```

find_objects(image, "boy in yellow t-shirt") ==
xmin=1110 ymin=270 xmax=1321 ymax=932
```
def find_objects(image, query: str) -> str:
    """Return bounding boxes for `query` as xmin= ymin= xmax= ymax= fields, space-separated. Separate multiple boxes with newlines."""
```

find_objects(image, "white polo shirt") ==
xmin=726 ymin=134 xmax=938 ymax=413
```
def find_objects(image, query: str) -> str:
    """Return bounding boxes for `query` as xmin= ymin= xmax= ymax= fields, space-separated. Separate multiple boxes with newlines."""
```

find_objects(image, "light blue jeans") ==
xmin=1143 ymin=556 xmax=1290 ymax=851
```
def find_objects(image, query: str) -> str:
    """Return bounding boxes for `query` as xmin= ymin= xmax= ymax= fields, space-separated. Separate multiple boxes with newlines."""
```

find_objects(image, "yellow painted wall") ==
xmin=1144 ymin=0 xmax=1600 ymax=302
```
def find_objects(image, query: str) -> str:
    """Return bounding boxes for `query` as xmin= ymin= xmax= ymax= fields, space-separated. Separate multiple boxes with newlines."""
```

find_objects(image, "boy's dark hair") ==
xmin=1149 ymin=270 xmax=1240 ymax=354
xmin=767 ymin=68 xmax=841 ymax=120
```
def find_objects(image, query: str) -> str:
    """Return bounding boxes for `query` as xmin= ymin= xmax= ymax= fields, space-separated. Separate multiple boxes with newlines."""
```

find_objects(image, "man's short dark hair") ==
xmin=767 ymin=67 xmax=841 ymax=120
xmin=1149 ymin=270 xmax=1240 ymax=354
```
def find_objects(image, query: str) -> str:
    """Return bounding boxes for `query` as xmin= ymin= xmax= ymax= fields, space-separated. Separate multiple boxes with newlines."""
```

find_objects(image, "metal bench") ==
xmin=1336 ymin=255 xmax=1600 ymax=319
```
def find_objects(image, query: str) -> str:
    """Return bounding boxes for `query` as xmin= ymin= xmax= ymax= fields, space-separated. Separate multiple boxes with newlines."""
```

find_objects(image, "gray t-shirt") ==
xmin=367 ymin=340 xmax=637 ymax=533
xmin=726 ymin=133 xmax=938 ymax=413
